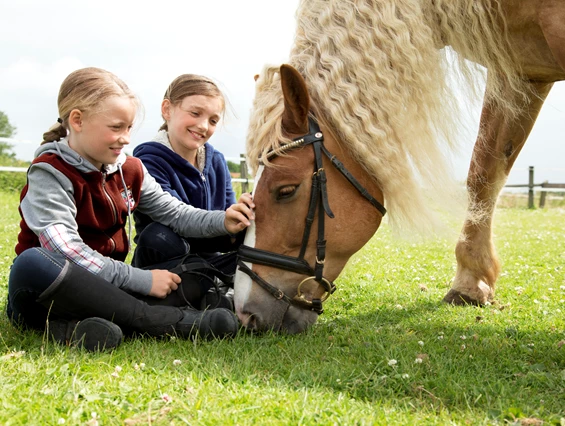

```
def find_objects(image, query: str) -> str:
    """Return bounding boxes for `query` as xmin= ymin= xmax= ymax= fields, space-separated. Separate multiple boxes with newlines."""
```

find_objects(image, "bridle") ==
xmin=237 ymin=118 xmax=386 ymax=315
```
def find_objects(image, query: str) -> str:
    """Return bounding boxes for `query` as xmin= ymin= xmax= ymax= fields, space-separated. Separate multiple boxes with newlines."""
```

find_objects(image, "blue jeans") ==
xmin=7 ymin=248 xmax=68 ymax=330
xmin=131 ymin=222 xmax=191 ymax=268
xmin=132 ymin=222 xmax=240 ymax=274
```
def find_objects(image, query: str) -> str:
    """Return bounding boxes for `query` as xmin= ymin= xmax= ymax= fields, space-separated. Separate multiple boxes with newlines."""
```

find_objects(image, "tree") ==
xmin=0 ymin=111 xmax=26 ymax=166
xmin=0 ymin=111 xmax=16 ymax=138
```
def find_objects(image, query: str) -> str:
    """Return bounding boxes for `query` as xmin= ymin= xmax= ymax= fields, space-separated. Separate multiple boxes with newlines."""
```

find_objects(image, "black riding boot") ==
xmin=37 ymin=262 xmax=239 ymax=340
xmin=47 ymin=317 xmax=123 ymax=352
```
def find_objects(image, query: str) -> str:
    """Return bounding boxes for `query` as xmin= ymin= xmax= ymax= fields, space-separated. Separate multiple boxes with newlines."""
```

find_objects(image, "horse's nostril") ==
xmin=248 ymin=314 xmax=258 ymax=331
xmin=237 ymin=310 xmax=258 ymax=330
xmin=240 ymin=311 xmax=259 ymax=330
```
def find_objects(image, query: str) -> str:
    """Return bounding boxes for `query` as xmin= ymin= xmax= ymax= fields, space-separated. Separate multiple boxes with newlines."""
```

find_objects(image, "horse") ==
xmin=233 ymin=0 xmax=565 ymax=333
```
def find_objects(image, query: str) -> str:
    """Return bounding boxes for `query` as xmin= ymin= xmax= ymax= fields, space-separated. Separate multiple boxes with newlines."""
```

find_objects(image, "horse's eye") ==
xmin=277 ymin=185 xmax=298 ymax=200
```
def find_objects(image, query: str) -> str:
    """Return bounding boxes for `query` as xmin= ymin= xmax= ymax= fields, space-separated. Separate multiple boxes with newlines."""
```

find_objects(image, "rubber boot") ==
xmin=47 ymin=317 xmax=123 ymax=351
xmin=37 ymin=261 xmax=239 ymax=340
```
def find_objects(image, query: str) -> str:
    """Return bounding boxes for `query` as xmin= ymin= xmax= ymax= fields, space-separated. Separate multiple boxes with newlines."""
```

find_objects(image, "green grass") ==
xmin=0 ymin=190 xmax=564 ymax=425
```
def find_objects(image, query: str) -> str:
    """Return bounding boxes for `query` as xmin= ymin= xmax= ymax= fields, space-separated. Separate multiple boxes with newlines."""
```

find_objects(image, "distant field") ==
xmin=0 ymin=190 xmax=564 ymax=425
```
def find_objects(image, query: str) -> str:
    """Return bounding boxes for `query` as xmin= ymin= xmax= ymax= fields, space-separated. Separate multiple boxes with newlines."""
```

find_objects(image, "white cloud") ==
xmin=0 ymin=57 xmax=85 ymax=93
xmin=0 ymin=0 xmax=563 ymax=187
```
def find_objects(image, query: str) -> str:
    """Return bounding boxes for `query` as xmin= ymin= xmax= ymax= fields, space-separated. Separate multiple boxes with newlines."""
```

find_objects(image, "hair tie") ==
xmin=57 ymin=118 xmax=63 ymax=124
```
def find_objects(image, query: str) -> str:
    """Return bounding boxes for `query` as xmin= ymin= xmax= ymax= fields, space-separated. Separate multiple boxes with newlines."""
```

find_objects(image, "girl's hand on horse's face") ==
xmin=225 ymin=193 xmax=255 ymax=234
xmin=149 ymin=270 xmax=181 ymax=298
xmin=237 ymin=192 xmax=254 ymax=206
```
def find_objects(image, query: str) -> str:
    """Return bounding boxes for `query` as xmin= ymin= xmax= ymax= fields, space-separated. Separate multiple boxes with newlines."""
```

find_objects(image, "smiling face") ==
xmin=163 ymin=95 xmax=224 ymax=164
xmin=68 ymin=95 xmax=136 ymax=169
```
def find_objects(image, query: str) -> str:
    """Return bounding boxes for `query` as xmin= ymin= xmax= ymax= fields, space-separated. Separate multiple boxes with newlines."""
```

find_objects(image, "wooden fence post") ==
xmin=239 ymin=154 xmax=249 ymax=194
xmin=539 ymin=181 xmax=548 ymax=208
xmin=528 ymin=166 xmax=534 ymax=209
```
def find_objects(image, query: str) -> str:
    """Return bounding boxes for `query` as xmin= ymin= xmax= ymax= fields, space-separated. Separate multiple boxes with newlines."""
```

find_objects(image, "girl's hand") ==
xmin=149 ymin=270 xmax=182 ymax=298
xmin=225 ymin=192 xmax=255 ymax=234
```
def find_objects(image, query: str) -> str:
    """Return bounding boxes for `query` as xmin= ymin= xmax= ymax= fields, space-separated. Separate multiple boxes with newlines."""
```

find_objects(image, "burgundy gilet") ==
xmin=16 ymin=154 xmax=144 ymax=261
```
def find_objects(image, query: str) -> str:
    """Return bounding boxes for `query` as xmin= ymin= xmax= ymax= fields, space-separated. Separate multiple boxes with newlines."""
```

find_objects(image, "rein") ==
xmin=237 ymin=118 xmax=386 ymax=314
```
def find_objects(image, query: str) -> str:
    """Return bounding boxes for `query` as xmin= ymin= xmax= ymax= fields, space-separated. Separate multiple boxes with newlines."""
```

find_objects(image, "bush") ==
xmin=227 ymin=160 xmax=241 ymax=174
xmin=0 ymin=171 xmax=27 ymax=192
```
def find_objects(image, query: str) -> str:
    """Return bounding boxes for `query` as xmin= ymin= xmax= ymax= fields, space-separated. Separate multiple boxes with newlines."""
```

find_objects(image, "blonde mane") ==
xmin=246 ymin=0 xmax=525 ymax=235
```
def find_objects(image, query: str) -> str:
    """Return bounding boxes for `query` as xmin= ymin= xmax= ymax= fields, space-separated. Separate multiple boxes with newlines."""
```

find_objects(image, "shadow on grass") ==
xmin=1 ymin=298 xmax=563 ymax=423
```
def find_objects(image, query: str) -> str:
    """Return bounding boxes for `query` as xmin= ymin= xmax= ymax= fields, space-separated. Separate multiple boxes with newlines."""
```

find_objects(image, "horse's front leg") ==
xmin=444 ymin=80 xmax=553 ymax=305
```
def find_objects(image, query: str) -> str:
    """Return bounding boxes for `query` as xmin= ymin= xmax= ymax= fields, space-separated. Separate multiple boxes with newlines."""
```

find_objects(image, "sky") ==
xmin=1 ymin=0 xmax=564 ymax=186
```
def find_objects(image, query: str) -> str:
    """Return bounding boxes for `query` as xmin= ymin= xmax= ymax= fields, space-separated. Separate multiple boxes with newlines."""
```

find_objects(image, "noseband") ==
xmin=237 ymin=118 xmax=386 ymax=314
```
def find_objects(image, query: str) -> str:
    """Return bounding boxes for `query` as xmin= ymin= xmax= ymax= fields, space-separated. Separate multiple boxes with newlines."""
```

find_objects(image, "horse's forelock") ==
xmin=246 ymin=66 xmax=294 ymax=174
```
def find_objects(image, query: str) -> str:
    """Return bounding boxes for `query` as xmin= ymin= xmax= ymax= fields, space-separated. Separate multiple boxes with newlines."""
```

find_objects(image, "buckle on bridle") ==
xmin=294 ymin=276 xmax=335 ymax=305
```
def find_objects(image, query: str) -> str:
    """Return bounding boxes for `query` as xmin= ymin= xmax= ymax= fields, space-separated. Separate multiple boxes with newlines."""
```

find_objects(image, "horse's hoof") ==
xmin=442 ymin=289 xmax=484 ymax=306
xmin=443 ymin=280 xmax=493 ymax=306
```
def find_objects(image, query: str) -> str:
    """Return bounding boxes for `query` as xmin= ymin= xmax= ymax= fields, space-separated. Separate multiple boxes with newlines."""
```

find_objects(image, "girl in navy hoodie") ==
xmin=7 ymin=68 xmax=254 ymax=351
xmin=132 ymin=75 xmax=247 ymax=272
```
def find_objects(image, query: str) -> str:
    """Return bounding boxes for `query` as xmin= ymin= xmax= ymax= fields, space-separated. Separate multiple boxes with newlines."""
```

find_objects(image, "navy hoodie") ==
xmin=133 ymin=133 xmax=236 ymax=240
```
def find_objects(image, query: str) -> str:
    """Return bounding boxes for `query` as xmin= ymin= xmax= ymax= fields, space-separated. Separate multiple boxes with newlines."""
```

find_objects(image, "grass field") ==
xmin=0 ymin=190 xmax=564 ymax=425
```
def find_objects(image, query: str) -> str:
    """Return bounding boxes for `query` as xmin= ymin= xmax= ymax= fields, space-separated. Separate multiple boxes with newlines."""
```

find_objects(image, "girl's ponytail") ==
xmin=42 ymin=120 xmax=67 ymax=145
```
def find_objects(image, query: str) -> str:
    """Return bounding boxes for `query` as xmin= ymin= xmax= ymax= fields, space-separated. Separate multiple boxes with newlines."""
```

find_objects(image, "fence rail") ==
xmin=502 ymin=165 xmax=565 ymax=208
xmin=0 ymin=154 xmax=256 ymax=193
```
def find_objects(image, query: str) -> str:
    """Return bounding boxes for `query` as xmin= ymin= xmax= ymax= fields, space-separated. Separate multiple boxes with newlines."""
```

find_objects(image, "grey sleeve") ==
xmin=20 ymin=163 xmax=153 ymax=295
xmin=136 ymin=164 xmax=229 ymax=238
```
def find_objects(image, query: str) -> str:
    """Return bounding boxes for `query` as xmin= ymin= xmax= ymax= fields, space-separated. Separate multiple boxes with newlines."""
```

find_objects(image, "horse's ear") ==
xmin=254 ymin=74 xmax=259 ymax=81
xmin=280 ymin=64 xmax=310 ymax=135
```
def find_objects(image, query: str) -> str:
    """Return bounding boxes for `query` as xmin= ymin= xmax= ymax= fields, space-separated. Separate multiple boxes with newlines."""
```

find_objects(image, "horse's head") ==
xmin=234 ymin=65 xmax=386 ymax=334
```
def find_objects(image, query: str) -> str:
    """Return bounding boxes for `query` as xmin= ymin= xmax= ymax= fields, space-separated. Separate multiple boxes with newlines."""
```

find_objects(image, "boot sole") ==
xmin=177 ymin=308 xmax=239 ymax=339
xmin=73 ymin=317 xmax=123 ymax=351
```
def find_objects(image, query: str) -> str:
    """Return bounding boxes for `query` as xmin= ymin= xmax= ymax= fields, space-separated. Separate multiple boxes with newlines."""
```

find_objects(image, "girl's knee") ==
xmin=10 ymin=248 xmax=66 ymax=293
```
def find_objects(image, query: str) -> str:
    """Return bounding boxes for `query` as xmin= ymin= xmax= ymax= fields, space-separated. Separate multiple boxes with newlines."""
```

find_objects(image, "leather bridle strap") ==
xmin=320 ymin=145 xmax=387 ymax=216
xmin=237 ymin=260 xmax=326 ymax=314
xmin=238 ymin=245 xmax=314 ymax=276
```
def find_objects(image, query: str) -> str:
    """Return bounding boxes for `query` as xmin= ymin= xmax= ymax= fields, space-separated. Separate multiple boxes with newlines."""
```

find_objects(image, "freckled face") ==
xmin=163 ymin=95 xmax=223 ymax=161
xmin=69 ymin=96 xmax=136 ymax=169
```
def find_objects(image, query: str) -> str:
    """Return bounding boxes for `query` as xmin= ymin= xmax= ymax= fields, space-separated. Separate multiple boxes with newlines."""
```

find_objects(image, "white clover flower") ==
xmin=402 ymin=374 xmax=410 ymax=379
xmin=418 ymin=341 xmax=424 ymax=346
xmin=388 ymin=359 xmax=398 ymax=366
xmin=162 ymin=394 xmax=172 ymax=403
xmin=415 ymin=358 xmax=423 ymax=364
xmin=438 ymin=335 xmax=444 ymax=340
xmin=57 ymin=419 xmax=65 ymax=425
xmin=111 ymin=371 xmax=119 ymax=378
xmin=173 ymin=359 xmax=182 ymax=366
xmin=460 ymin=335 xmax=467 ymax=340
xmin=114 ymin=366 xmax=122 ymax=372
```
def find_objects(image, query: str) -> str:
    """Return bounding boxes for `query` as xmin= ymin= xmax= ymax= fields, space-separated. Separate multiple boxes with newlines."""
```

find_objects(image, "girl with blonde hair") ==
xmin=133 ymin=74 xmax=247 ymax=292
xmin=6 ymin=67 xmax=254 ymax=351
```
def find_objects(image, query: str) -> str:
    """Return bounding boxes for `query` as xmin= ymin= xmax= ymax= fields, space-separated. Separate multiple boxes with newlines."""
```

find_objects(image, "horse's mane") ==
xmin=247 ymin=0 xmax=526 ymax=235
